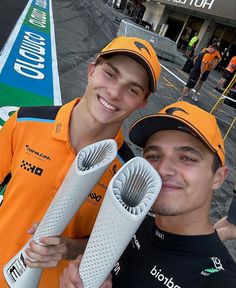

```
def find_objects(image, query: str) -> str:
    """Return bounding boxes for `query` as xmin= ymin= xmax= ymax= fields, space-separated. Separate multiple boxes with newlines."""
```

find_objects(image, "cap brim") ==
xmin=129 ymin=115 xmax=212 ymax=150
xmin=98 ymin=50 xmax=155 ymax=93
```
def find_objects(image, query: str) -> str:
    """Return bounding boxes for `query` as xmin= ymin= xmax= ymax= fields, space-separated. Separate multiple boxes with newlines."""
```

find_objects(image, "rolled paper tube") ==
xmin=3 ymin=139 xmax=117 ymax=288
xmin=79 ymin=157 xmax=162 ymax=288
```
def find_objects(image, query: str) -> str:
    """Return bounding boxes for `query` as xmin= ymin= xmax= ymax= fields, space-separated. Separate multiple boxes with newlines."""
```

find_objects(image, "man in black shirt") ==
xmin=60 ymin=102 xmax=236 ymax=288
xmin=179 ymin=44 xmax=219 ymax=101
xmin=112 ymin=215 xmax=236 ymax=288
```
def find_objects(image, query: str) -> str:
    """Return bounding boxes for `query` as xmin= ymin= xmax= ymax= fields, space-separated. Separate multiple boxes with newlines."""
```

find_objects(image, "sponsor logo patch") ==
xmin=88 ymin=192 xmax=102 ymax=202
xmin=201 ymin=257 xmax=224 ymax=276
xmin=20 ymin=160 xmax=43 ymax=176
xmin=6 ymin=253 xmax=27 ymax=283
xmin=25 ymin=144 xmax=51 ymax=161
xmin=150 ymin=266 xmax=181 ymax=288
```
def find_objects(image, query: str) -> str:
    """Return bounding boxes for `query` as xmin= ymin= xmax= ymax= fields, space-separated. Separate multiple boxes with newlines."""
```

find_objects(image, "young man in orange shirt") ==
xmin=193 ymin=51 xmax=221 ymax=100
xmin=179 ymin=43 xmax=219 ymax=101
xmin=0 ymin=36 xmax=160 ymax=288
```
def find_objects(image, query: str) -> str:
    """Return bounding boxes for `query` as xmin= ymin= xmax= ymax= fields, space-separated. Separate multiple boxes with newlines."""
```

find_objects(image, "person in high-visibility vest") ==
xmin=185 ymin=32 xmax=199 ymax=58
xmin=216 ymin=55 xmax=236 ymax=91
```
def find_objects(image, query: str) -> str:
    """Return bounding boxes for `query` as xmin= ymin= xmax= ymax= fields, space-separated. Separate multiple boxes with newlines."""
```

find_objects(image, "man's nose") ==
xmin=156 ymin=158 xmax=176 ymax=178
xmin=107 ymin=83 xmax=123 ymax=100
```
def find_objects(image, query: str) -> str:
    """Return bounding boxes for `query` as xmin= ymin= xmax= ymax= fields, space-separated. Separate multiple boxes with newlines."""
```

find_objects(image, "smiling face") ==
xmin=143 ymin=130 xmax=227 ymax=218
xmin=84 ymin=54 xmax=149 ymax=129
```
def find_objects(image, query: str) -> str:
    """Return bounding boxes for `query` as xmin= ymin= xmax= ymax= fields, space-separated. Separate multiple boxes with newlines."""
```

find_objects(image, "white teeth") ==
xmin=100 ymin=97 xmax=116 ymax=111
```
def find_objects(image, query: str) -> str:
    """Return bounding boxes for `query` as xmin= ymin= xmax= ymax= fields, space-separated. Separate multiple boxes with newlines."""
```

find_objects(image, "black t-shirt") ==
xmin=112 ymin=216 xmax=236 ymax=288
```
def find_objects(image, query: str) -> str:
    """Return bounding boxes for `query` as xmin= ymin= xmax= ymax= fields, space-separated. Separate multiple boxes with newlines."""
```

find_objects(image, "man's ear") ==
xmin=212 ymin=166 xmax=229 ymax=190
xmin=88 ymin=62 xmax=95 ymax=79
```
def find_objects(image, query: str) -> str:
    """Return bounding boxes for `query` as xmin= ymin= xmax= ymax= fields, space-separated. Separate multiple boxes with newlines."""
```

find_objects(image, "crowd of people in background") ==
xmin=181 ymin=35 xmax=236 ymax=101
xmin=103 ymin=1 xmax=236 ymax=102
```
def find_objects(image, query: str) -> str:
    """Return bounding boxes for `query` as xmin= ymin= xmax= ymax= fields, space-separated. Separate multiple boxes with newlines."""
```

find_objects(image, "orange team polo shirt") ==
xmin=226 ymin=56 xmax=236 ymax=73
xmin=0 ymin=98 xmax=132 ymax=288
xmin=205 ymin=50 xmax=221 ymax=71
xmin=201 ymin=51 xmax=212 ymax=72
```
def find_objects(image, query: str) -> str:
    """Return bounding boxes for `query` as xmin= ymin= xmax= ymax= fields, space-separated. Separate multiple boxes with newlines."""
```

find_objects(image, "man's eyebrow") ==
xmin=176 ymin=146 xmax=203 ymax=158
xmin=144 ymin=145 xmax=204 ymax=159
xmin=143 ymin=145 xmax=160 ymax=153
xmin=105 ymin=62 xmax=120 ymax=76
xmin=105 ymin=62 xmax=145 ymax=92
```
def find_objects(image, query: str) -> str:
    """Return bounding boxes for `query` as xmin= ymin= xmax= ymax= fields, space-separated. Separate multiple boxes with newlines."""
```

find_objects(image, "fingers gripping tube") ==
xmin=3 ymin=139 xmax=117 ymax=288
xmin=79 ymin=157 xmax=162 ymax=288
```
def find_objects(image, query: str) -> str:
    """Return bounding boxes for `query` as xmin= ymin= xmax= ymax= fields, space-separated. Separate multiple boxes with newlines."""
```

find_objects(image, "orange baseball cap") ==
xmin=97 ymin=36 xmax=161 ymax=93
xmin=129 ymin=101 xmax=225 ymax=165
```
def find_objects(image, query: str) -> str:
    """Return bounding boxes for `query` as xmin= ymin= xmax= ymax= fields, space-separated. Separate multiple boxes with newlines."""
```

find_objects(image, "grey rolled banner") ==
xmin=79 ymin=157 xmax=162 ymax=288
xmin=3 ymin=139 xmax=117 ymax=288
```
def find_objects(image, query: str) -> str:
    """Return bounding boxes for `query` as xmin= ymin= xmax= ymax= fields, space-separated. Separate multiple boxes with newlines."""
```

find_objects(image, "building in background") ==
xmin=110 ymin=0 xmax=236 ymax=65
xmin=146 ymin=0 xmax=235 ymax=57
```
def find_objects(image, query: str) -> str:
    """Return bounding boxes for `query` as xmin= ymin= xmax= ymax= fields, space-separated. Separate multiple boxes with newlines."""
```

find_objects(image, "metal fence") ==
xmin=117 ymin=19 xmax=177 ymax=63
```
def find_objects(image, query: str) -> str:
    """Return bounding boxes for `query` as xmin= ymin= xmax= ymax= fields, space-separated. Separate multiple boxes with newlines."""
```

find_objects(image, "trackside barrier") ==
xmin=117 ymin=19 xmax=177 ymax=63
xmin=210 ymin=74 xmax=236 ymax=140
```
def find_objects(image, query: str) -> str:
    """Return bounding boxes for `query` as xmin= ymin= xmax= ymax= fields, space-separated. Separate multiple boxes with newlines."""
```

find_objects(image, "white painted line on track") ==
xmin=160 ymin=63 xmax=197 ymax=93
xmin=160 ymin=64 xmax=186 ymax=85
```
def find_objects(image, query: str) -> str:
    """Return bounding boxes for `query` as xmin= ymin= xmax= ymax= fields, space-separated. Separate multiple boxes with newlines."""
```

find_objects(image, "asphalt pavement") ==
xmin=0 ymin=0 xmax=29 ymax=51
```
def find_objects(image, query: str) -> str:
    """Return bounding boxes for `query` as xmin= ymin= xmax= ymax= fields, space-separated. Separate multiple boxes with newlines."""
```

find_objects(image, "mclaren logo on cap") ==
xmin=218 ymin=144 xmax=224 ymax=153
xmin=165 ymin=107 xmax=189 ymax=116
xmin=134 ymin=41 xmax=150 ymax=56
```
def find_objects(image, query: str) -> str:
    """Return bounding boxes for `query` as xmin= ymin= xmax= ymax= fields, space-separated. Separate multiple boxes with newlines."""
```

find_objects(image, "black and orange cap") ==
xmin=129 ymin=101 xmax=225 ymax=165
xmin=97 ymin=36 xmax=161 ymax=93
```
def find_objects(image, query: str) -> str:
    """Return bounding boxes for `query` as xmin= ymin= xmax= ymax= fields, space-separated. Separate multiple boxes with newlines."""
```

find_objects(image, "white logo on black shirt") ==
xmin=132 ymin=234 xmax=141 ymax=250
xmin=150 ymin=266 xmax=181 ymax=288
xmin=155 ymin=229 xmax=164 ymax=240
xmin=211 ymin=257 xmax=224 ymax=271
